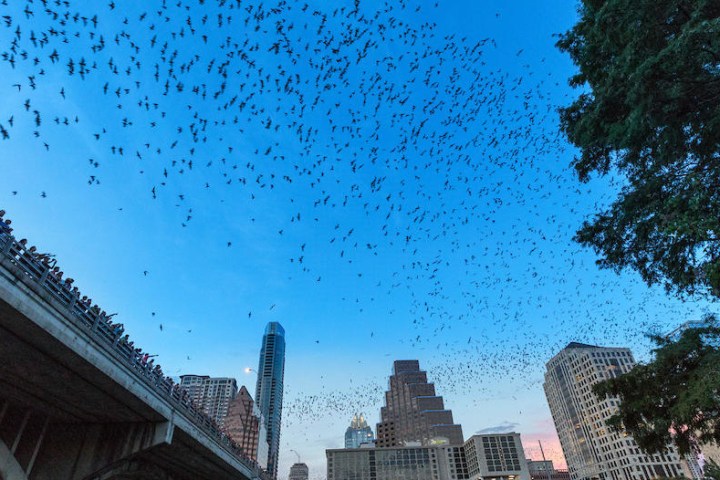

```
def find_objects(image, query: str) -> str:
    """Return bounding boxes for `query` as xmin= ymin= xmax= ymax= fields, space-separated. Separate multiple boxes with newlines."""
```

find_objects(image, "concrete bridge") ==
xmin=0 ymin=233 xmax=266 ymax=480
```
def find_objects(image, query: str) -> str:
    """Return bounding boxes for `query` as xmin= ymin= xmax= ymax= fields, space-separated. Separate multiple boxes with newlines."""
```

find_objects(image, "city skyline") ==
xmin=328 ymin=432 xmax=534 ymax=480
xmin=1 ymin=0 xmax=717 ymax=478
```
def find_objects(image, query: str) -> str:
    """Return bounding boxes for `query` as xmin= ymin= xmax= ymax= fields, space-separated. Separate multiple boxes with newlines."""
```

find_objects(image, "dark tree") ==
xmin=593 ymin=316 xmax=720 ymax=455
xmin=558 ymin=0 xmax=720 ymax=297
xmin=707 ymin=460 xmax=720 ymax=480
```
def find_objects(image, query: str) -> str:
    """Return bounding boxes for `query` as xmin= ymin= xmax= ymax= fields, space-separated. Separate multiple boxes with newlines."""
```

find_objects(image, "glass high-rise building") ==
xmin=255 ymin=322 xmax=286 ymax=479
xmin=345 ymin=413 xmax=375 ymax=448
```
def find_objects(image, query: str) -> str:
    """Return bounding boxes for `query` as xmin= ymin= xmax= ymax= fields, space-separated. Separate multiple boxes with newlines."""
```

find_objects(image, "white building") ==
xmin=526 ymin=459 xmax=554 ymax=475
xmin=179 ymin=375 xmax=238 ymax=425
xmin=464 ymin=433 xmax=530 ymax=480
xmin=543 ymin=342 xmax=684 ymax=480
xmin=327 ymin=444 xmax=468 ymax=480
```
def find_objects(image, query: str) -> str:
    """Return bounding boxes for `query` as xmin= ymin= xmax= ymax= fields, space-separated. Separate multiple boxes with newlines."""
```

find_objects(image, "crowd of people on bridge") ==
xmin=0 ymin=209 xmax=13 ymax=236
xmin=0 ymin=209 xmax=261 ymax=471
xmin=2 ymin=211 xmax=132 ymax=349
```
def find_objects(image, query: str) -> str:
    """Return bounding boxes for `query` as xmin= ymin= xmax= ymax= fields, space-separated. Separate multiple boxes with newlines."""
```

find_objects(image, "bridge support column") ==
xmin=0 ymin=398 xmax=175 ymax=480
xmin=85 ymin=459 xmax=178 ymax=480
xmin=31 ymin=420 xmax=174 ymax=480
xmin=0 ymin=436 xmax=28 ymax=480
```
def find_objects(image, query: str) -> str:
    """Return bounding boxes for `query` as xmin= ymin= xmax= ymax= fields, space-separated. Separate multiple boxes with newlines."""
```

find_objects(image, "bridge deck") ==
xmin=0 ymin=232 xmax=265 ymax=480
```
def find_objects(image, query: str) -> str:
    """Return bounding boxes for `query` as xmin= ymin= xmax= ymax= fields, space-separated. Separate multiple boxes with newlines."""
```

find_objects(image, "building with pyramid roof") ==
xmin=344 ymin=413 xmax=375 ymax=448
xmin=375 ymin=360 xmax=463 ymax=447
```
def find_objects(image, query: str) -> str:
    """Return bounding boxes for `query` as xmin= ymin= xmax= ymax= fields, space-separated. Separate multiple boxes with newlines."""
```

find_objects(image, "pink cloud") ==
xmin=521 ymin=418 xmax=567 ymax=470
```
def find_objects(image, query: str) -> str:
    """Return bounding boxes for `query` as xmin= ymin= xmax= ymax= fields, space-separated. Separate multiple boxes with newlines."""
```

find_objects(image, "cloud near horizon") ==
xmin=475 ymin=422 xmax=520 ymax=434
xmin=522 ymin=430 xmax=567 ymax=470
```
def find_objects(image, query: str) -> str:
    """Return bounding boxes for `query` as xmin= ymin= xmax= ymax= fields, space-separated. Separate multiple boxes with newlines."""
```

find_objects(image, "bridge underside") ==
xmin=0 ymin=405 xmax=241 ymax=480
xmin=0 ymin=262 xmax=255 ymax=480
xmin=0 ymin=323 xmax=213 ymax=480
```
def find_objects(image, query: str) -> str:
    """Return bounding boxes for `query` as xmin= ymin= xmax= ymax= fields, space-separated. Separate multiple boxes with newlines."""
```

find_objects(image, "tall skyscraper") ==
xmin=544 ymin=342 xmax=684 ymax=480
xmin=179 ymin=375 xmax=238 ymax=425
xmin=255 ymin=322 xmax=286 ymax=479
xmin=375 ymin=360 xmax=464 ymax=447
xmin=224 ymin=385 xmax=269 ymax=467
xmin=288 ymin=462 xmax=309 ymax=480
xmin=345 ymin=413 xmax=375 ymax=448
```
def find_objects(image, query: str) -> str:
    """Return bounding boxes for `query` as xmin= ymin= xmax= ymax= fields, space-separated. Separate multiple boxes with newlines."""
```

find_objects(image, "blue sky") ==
xmin=0 ymin=0 xmax=715 ymax=477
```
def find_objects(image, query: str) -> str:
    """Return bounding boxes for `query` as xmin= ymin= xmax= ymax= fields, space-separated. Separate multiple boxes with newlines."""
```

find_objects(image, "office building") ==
xmin=289 ymin=462 xmax=309 ymax=480
xmin=527 ymin=460 xmax=553 ymax=475
xmin=224 ymin=385 xmax=269 ymax=466
xmin=179 ymin=374 xmax=208 ymax=403
xmin=463 ymin=433 xmax=530 ymax=480
xmin=327 ymin=444 xmax=468 ymax=480
xmin=530 ymin=470 xmax=571 ymax=480
xmin=376 ymin=360 xmax=463 ymax=447
xmin=544 ymin=342 xmax=684 ymax=480
xmin=527 ymin=460 xmax=571 ymax=480
xmin=665 ymin=319 xmax=714 ymax=341
xmin=346 ymin=413 xmax=375 ymax=448
xmin=255 ymin=322 xmax=286 ymax=479
xmin=179 ymin=375 xmax=238 ymax=425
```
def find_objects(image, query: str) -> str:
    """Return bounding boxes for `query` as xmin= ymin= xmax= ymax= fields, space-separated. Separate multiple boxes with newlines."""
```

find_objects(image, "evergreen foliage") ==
xmin=558 ymin=0 xmax=720 ymax=297
xmin=593 ymin=316 xmax=720 ymax=455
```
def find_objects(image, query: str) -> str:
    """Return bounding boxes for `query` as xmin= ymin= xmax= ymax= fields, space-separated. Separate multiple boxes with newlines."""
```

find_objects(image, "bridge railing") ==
xmin=0 ymin=231 xmax=271 ymax=480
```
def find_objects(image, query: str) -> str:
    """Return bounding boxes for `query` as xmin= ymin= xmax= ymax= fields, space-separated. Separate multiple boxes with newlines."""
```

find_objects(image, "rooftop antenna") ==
xmin=538 ymin=440 xmax=551 ymax=480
